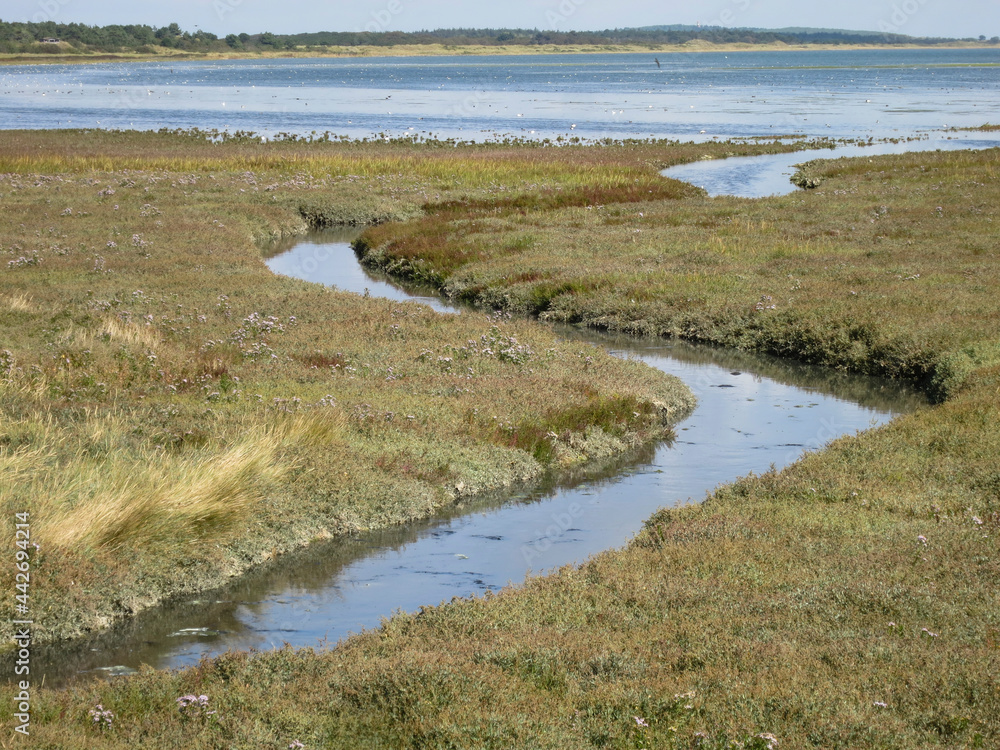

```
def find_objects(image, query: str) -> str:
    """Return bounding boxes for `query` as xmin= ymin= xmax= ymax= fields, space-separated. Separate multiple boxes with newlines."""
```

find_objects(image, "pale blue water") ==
xmin=2 ymin=48 xmax=999 ymax=141
xmin=661 ymin=135 xmax=1000 ymax=197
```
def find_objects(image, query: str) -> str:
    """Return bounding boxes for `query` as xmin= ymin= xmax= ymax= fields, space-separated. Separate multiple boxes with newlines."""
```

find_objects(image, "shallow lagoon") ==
xmin=2 ymin=48 xmax=999 ymax=142
xmin=661 ymin=134 xmax=1000 ymax=196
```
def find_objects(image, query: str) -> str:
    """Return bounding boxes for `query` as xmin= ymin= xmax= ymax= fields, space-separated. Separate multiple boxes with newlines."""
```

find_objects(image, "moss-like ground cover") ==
xmin=3 ymin=132 xmax=998 ymax=748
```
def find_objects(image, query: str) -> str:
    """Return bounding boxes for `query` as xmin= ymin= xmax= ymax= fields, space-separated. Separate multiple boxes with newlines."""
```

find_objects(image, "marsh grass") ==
xmin=355 ymin=178 xmax=700 ymax=281
xmin=358 ymin=146 xmax=1000 ymax=398
xmin=21 ymin=370 xmax=997 ymax=749
xmin=491 ymin=393 xmax=662 ymax=464
xmin=0 ymin=129 xmax=694 ymax=645
xmin=1 ymin=291 xmax=33 ymax=312
xmin=40 ymin=440 xmax=286 ymax=553
xmin=5 ymin=132 xmax=999 ymax=749
xmin=1 ymin=407 xmax=347 ymax=560
xmin=0 ymin=128 xmax=830 ymax=182
xmin=96 ymin=316 xmax=163 ymax=351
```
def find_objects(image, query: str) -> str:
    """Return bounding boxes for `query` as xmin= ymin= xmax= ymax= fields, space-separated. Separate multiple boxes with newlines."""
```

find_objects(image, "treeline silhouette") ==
xmin=0 ymin=18 xmax=991 ymax=55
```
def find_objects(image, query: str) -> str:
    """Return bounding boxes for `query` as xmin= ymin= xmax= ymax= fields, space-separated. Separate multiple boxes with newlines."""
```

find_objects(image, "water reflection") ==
xmin=265 ymin=229 xmax=462 ymax=314
xmin=21 ymin=230 xmax=924 ymax=687
xmin=26 ymin=443 xmax=659 ymax=687
xmin=558 ymin=328 xmax=927 ymax=415
xmin=661 ymin=135 xmax=1000 ymax=197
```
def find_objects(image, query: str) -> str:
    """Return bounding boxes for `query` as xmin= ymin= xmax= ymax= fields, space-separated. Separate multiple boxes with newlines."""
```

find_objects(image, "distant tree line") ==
xmin=277 ymin=26 xmax=989 ymax=48
xmin=0 ymin=20 xmax=222 ymax=53
xmin=0 ymin=18 xmax=995 ymax=55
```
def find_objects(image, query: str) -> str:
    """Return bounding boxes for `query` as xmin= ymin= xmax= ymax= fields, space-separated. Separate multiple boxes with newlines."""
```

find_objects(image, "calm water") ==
xmin=5 ymin=49 xmax=968 ymax=685
xmin=661 ymin=135 xmax=1000 ymax=197
xmin=22 ymin=234 xmax=926 ymax=686
xmin=266 ymin=227 xmax=463 ymax=314
xmin=2 ymin=48 xmax=999 ymax=142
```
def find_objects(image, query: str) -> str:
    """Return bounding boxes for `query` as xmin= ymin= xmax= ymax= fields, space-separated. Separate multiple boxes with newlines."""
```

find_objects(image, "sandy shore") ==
xmin=1 ymin=40 xmax=996 ymax=66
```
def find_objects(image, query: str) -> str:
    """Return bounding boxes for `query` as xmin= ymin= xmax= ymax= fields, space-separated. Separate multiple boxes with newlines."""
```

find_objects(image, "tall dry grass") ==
xmin=1 ymin=291 xmax=33 ymax=312
xmin=39 ymin=441 xmax=286 ymax=553
xmin=97 ymin=316 xmax=163 ymax=352
xmin=2 ymin=409 xmax=347 ymax=556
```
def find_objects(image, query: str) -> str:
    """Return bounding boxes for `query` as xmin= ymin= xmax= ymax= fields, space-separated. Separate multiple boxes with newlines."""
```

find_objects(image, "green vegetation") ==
xmin=25 ymin=369 xmax=998 ymax=749
xmin=357 ymin=147 xmax=1000 ymax=400
xmin=1 ymin=18 xmax=994 ymax=59
xmin=3 ymin=133 xmax=999 ymax=748
xmin=0 ymin=20 xmax=223 ymax=55
xmin=0 ymin=129 xmax=699 ymax=646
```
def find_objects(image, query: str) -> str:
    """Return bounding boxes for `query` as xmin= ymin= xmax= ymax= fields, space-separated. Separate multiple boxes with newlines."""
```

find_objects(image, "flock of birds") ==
xmin=0 ymin=56 xmax=919 ymax=136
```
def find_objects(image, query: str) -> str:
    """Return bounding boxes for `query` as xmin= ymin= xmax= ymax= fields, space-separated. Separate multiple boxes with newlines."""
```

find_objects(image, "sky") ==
xmin=5 ymin=0 xmax=999 ymax=40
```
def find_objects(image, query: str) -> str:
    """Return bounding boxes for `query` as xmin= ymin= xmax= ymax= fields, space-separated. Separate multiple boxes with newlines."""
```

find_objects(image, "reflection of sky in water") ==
xmin=14 ymin=48 xmax=972 ymax=681
xmin=265 ymin=234 xmax=462 ymax=314
xmin=662 ymin=135 xmax=1000 ymax=197
xmin=2 ymin=48 xmax=1000 ymax=141
xmin=26 ymin=231 xmax=925 ymax=686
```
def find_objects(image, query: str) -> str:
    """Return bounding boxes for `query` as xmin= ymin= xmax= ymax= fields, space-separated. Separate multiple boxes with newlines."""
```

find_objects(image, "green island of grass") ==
xmin=2 ymin=131 xmax=998 ymax=748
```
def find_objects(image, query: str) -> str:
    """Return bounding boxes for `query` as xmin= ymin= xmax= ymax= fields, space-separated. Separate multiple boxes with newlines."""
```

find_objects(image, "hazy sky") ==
xmin=5 ymin=0 xmax=999 ymax=40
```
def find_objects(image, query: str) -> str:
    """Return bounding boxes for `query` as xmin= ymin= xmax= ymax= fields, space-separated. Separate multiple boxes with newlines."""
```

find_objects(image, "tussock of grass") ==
xmin=2 ymin=407 xmax=351 ymax=559
xmin=40 ymin=441 xmax=286 ymax=553
xmin=1 ymin=291 xmax=33 ymax=312
xmin=97 ymin=316 xmax=163 ymax=351
xmin=487 ymin=393 xmax=663 ymax=465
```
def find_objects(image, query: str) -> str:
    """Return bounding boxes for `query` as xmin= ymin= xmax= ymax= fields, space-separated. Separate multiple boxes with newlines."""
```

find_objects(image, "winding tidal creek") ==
xmin=659 ymin=134 xmax=1000 ymax=197
xmin=26 ymin=225 xmax=926 ymax=687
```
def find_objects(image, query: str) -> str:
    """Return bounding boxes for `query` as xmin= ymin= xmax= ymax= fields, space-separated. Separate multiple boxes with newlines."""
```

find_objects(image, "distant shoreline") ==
xmin=1 ymin=40 xmax=996 ymax=66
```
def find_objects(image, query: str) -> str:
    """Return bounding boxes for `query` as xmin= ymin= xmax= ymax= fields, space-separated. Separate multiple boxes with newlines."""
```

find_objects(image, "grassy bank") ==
xmin=18 ymin=368 xmax=999 ymax=748
xmin=356 ymin=146 xmax=1000 ymax=400
xmin=4 ymin=136 xmax=998 ymax=748
xmin=0 ymin=130 xmax=700 ymax=647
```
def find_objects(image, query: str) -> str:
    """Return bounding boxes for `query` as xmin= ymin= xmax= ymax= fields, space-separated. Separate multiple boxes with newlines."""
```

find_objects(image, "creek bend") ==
xmin=28 ymin=229 xmax=926 ymax=687
xmin=660 ymin=134 xmax=1000 ymax=197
